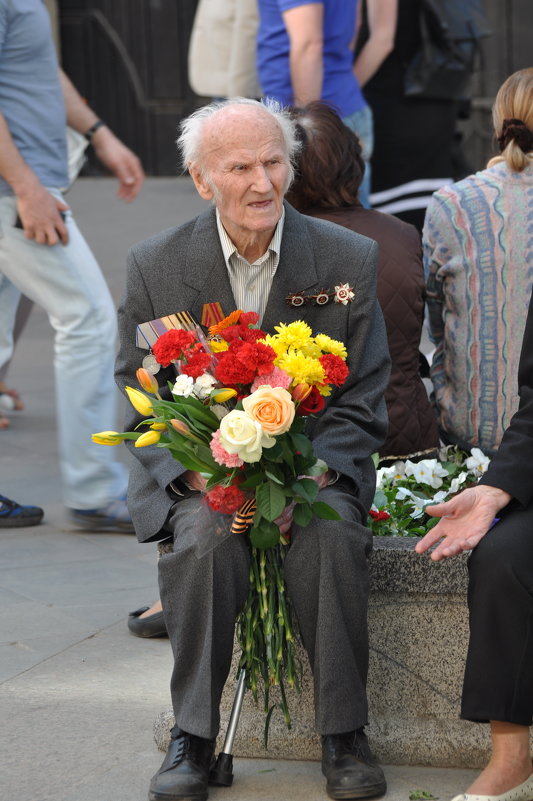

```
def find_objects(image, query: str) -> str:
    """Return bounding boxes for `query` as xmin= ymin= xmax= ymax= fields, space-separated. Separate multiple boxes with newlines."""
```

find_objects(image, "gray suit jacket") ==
xmin=115 ymin=202 xmax=390 ymax=542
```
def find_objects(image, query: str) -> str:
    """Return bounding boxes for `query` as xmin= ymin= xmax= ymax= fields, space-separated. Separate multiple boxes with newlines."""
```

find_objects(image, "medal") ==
xmin=142 ymin=352 xmax=160 ymax=374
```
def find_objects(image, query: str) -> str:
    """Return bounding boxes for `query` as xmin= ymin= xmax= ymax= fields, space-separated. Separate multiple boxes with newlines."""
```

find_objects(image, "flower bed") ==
xmin=368 ymin=446 xmax=490 ymax=536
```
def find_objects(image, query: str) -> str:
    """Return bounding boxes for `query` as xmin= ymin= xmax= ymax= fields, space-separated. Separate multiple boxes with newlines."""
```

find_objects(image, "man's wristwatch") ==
xmin=169 ymin=477 xmax=196 ymax=498
xmin=84 ymin=120 xmax=106 ymax=142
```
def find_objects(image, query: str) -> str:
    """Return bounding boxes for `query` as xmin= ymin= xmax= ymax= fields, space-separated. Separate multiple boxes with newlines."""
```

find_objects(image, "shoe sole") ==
xmin=326 ymin=780 xmax=387 ymax=800
xmin=68 ymin=518 xmax=134 ymax=533
xmin=148 ymin=790 xmax=208 ymax=801
xmin=0 ymin=516 xmax=43 ymax=528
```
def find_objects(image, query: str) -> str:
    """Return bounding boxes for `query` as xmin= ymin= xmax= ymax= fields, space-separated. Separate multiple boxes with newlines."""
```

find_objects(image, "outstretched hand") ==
xmin=415 ymin=484 xmax=512 ymax=561
xmin=92 ymin=128 xmax=144 ymax=201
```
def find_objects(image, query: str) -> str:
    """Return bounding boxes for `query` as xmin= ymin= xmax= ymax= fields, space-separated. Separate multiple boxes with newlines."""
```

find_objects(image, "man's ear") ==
xmin=189 ymin=164 xmax=214 ymax=201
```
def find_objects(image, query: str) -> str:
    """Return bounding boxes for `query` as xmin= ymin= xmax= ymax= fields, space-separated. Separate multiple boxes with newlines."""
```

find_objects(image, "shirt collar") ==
xmin=216 ymin=208 xmax=285 ymax=267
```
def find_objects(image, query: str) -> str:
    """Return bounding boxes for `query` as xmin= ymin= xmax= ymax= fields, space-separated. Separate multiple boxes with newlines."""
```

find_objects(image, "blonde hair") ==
xmin=488 ymin=68 xmax=533 ymax=172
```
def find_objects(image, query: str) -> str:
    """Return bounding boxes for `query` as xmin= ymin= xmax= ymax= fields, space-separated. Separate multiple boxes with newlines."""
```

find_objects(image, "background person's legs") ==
xmin=0 ymin=192 xmax=127 ymax=509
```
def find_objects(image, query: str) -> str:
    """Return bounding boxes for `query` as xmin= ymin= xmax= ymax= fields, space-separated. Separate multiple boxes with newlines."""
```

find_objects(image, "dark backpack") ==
xmin=404 ymin=0 xmax=491 ymax=100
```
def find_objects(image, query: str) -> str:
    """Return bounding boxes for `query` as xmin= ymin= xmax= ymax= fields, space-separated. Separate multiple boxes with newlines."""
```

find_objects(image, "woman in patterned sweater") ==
xmin=423 ymin=68 xmax=533 ymax=457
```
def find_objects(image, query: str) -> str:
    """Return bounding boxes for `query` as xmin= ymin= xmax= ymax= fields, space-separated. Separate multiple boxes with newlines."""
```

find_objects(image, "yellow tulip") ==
xmin=150 ymin=422 xmax=167 ymax=431
xmin=91 ymin=431 xmax=124 ymax=446
xmin=134 ymin=430 xmax=161 ymax=448
xmin=211 ymin=388 xmax=237 ymax=403
xmin=125 ymin=386 xmax=154 ymax=417
xmin=136 ymin=367 xmax=159 ymax=394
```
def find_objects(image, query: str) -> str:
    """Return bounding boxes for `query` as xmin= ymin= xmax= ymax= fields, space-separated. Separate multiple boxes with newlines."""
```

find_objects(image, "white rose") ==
xmin=193 ymin=372 xmax=217 ymax=399
xmin=172 ymin=374 xmax=194 ymax=397
xmin=218 ymin=409 xmax=275 ymax=463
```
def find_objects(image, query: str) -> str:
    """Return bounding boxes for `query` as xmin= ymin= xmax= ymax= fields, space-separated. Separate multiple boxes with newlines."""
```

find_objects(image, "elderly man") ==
xmin=115 ymin=98 xmax=390 ymax=801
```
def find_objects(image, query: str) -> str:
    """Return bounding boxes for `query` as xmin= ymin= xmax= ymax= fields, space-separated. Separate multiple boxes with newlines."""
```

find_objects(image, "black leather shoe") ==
xmin=321 ymin=728 xmax=387 ymax=799
xmin=128 ymin=606 xmax=168 ymax=638
xmin=148 ymin=728 xmax=216 ymax=801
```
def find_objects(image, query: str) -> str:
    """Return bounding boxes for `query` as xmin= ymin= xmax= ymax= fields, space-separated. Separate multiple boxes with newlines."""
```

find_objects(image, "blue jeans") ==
xmin=342 ymin=104 xmax=374 ymax=209
xmin=0 ymin=189 xmax=127 ymax=508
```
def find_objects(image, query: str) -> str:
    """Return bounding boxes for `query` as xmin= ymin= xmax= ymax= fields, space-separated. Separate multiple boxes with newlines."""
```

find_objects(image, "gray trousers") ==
xmin=159 ymin=481 xmax=373 ymax=740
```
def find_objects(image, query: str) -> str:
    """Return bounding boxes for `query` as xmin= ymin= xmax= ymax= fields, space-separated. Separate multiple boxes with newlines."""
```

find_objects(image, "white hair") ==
xmin=177 ymin=97 xmax=300 ymax=186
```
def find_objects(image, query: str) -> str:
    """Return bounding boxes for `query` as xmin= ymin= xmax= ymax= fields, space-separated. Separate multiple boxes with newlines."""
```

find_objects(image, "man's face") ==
xmin=189 ymin=107 xmax=291 ymax=249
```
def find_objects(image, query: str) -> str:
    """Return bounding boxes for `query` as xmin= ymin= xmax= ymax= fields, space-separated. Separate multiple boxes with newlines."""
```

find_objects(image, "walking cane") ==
xmin=209 ymin=668 xmax=247 ymax=786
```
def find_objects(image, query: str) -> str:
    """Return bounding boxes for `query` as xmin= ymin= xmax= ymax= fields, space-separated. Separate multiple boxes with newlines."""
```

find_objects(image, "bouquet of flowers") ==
xmin=94 ymin=310 xmax=349 ymax=731
xmin=368 ymin=446 xmax=490 ymax=536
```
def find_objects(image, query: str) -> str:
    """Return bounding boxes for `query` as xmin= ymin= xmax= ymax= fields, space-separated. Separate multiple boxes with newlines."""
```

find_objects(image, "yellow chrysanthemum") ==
xmin=314 ymin=333 xmax=347 ymax=359
xmin=275 ymin=351 xmax=325 ymax=387
xmin=209 ymin=339 xmax=229 ymax=353
xmin=270 ymin=321 xmax=313 ymax=351
xmin=258 ymin=333 xmax=283 ymax=356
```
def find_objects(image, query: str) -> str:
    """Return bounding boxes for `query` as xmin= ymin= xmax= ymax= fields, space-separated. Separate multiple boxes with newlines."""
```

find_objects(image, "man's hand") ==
xmin=273 ymin=471 xmax=334 ymax=534
xmin=16 ymin=182 xmax=69 ymax=245
xmin=275 ymin=501 xmax=296 ymax=535
xmin=91 ymin=127 xmax=144 ymax=202
xmin=415 ymin=484 xmax=512 ymax=561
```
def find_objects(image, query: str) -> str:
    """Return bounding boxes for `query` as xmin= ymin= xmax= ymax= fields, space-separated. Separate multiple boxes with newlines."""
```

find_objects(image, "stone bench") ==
xmin=154 ymin=536 xmax=492 ymax=769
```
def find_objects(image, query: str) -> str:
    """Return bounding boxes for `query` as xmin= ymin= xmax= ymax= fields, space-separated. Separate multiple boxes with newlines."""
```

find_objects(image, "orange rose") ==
xmin=242 ymin=386 xmax=295 ymax=436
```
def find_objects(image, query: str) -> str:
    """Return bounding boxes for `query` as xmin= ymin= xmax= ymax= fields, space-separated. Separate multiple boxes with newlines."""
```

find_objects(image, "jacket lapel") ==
xmin=262 ymin=203 xmax=318 ymax=332
xmin=182 ymin=207 xmax=237 ymax=322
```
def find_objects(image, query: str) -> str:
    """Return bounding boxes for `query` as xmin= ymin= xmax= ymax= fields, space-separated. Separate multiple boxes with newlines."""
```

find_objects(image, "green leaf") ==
xmin=291 ymin=478 xmax=318 ymax=503
xmin=239 ymin=471 xmax=264 ymax=489
xmin=312 ymin=501 xmax=342 ymax=520
xmin=289 ymin=432 xmax=313 ymax=459
xmin=292 ymin=503 xmax=313 ymax=527
xmin=264 ymin=466 xmax=285 ymax=485
xmin=249 ymin=519 xmax=280 ymax=549
xmin=373 ymin=489 xmax=387 ymax=508
xmin=279 ymin=440 xmax=295 ymax=472
xmin=256 ymin=481 xmax=287 ymax=522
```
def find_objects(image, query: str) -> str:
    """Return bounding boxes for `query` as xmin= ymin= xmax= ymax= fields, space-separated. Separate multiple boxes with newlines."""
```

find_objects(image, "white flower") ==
xmin=398 ymin=488 xmax=427 ymax=519
xmin=465 ymin=447 xmax=490 ymax=477
xmin=431 ymin=490 xmax=448 ymax=504
xmin=193 ymin=372 xmax=217 ymax=399
xmin=172 ymin=374 xmax=194 ymax=397
xmin=405 ymin=458 xmax=449 ymax=489
xmin=210 ymin=403 xmax=229 ymax=420
xmin=334 ymin=283 xmax=355 ymax=305
xmin=449 ymin=471 xmax=468 ymax=494
xmin=218 ymin=410 xmax=276 ymax=463
xmin=376 ymin=461 xmax=406 ymax=488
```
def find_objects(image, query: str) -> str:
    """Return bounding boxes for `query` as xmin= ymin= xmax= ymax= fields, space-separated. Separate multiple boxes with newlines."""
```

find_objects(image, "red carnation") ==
xmin=221 ymin=324 xmax=266 ymax=344
xmin=206 ymin=484 xmax=246 ymax=514
xmin=239 ymin=311 xmax=260 ymax=327
xmin=296 ymin=385 xmax=325 ymax=415
xmin=319 ymin=353 xmax=349 ymax=387
xmin=152 ymin=329 xmax=196 ymax=368
xmin=215 ymin=350 xmax=255 ymax=386
xmin=182 ymin=345 xmax=213 ymax=379
xmin=214 ymin=340 xmax=276 ymax=387
xmin=369 ymin=509 xmax=391 ymax=521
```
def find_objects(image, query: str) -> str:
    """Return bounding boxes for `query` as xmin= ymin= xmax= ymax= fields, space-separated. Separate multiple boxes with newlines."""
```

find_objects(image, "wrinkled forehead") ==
xmin=199 ymin=107 xmax=289 ymax=165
